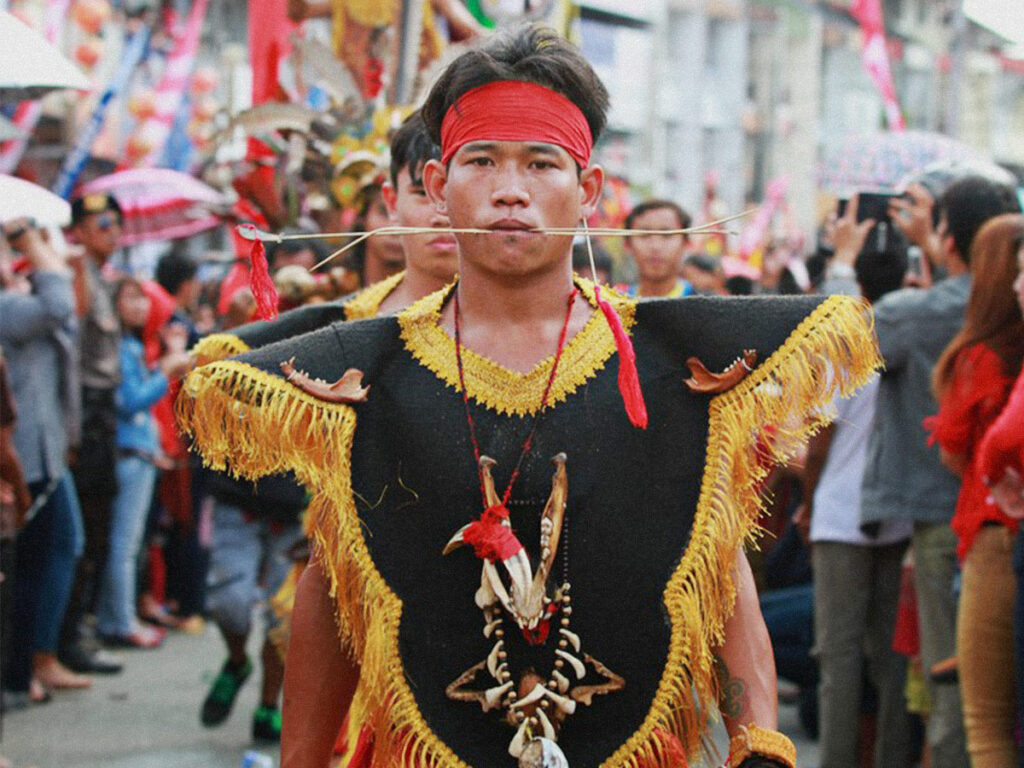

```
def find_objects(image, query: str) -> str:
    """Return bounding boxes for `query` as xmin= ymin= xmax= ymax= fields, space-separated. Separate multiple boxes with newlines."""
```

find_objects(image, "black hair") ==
xmin=855 ymin=229 xmax=909 ymax=304
xmin=154 ymin=251 xmax=198 ymax=297
xmin=389 ymin=112 xmax=440 ymax=188
xmin=937 ymin=175 xmax=1019 ymax=265
xmin=725 ymin=275 xmax=754 ymax=296
xmin=420 ymin=25 xmax=609 ymax=151
xmin=624 ymin=199 xmax=692 ymax=240
xmin=571 ymin=240 xmax=612 ymax=278
xmin=267 ymin=230 xmax=327 ymax=270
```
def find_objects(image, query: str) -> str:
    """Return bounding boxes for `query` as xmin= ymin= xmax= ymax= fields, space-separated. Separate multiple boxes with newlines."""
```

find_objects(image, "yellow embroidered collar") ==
xmin=398 ymin=276 xmax=636 ymax=417
xmin=343 ymin=270 xmax=406 ymax=320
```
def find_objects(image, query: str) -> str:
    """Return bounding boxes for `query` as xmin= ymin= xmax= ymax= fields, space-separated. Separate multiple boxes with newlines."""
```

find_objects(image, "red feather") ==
xmin=249 ymin=238 xmax=279 ymax=321
xmin=594 ymin=284 xmax=648 ymax=429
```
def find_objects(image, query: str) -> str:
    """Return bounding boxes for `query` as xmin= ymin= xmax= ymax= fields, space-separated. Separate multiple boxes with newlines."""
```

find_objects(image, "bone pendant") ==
xmin=552 ymin=669 xmax=571 ymax=694
xmin=483 ymin=681 xmax=513 ymax=712
xmin=509 ymin=718 xmax=531 ymax=758
xmin=558 ymin=628 xmax=581 ymax=653
xmin=484 ymin=618 xmax=502 ymax=638
xmin=518 ymin=738 xmax=569 ymax=768
xmin=486 ymin=640 xmax=505 ymax=678
xmin=536 ymin=708 xmax=557 ymax=740
xmin=556 ymin=650 xmax=587 ymax=680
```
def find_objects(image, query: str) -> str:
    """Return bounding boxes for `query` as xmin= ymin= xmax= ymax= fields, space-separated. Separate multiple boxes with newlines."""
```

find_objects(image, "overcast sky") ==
xmin=963 ymin=0 xmax=1024 ymax=55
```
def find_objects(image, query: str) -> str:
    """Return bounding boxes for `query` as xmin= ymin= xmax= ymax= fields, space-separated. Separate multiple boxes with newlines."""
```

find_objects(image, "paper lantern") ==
xmin=125 ymin=134 xmax=154 ymax=164
xmin=192 ymin=95 xmax=219 ymax=122
xmin=128 ymin=91 xmax=157 ymax=121
xmin=74 ymin=38 xmax=103 ymax=70
xmin=72 ymin=0 xmax=111 ymax=35
xmin=191 ymin=67 xmax=218 ymax=95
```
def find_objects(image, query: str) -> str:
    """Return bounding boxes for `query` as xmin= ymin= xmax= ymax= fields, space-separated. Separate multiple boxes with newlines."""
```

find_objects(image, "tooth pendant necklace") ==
xmin=443 ymin=287 xmax=624 ymax=768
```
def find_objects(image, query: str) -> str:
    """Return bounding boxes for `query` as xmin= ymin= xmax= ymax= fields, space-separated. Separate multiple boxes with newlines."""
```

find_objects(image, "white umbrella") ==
xmin=0 ymin=174 xmax=71 ymax=226
xmin=0 ymin=11 xmax=91 ymax=102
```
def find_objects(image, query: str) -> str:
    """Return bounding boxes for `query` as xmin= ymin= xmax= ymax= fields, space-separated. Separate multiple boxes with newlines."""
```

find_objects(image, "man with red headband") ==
xmin=179 ymin=27 xmax=879 ymax=768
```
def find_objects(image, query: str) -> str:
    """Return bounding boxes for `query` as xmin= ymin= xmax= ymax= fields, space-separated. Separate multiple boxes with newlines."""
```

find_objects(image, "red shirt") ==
xmin=979 ymin=368 xmax=1024 ymax=488
xmin=925 ymin=343 xmax=1018 ymax=559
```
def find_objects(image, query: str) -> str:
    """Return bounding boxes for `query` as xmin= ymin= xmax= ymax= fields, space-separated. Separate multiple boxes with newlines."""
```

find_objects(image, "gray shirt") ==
xmin=79 ymin=258 xmax=120 ymax=390
xmin=860 ymin=274 xmax=969 ymax=525
xmin=0 ymin=271 xmax=77 ymax=483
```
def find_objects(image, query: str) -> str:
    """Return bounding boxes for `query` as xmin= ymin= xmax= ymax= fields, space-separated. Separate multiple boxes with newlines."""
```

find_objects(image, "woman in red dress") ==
xmin=927 ymin=213 xmax=1024 ymax=768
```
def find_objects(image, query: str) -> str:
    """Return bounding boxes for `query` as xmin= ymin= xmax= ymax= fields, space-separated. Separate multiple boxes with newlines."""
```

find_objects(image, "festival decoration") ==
xmin=128 ymin=91 xmax=157 ymax=121
xmin=850 ymin=0 xmax=904 ymax=131
xmin=124 ymin=0 xmax=210 ymax=167
xmin=71 ymin=0 xmax=111 ymax=35
xmin=190 ymin=66 xmax=218 ymax=94
xmin=74 ymin=37 xmax=103 ymax=70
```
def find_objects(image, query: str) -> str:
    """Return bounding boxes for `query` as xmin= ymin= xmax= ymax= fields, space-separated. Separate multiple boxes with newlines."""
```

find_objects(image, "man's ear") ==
xmin=579 ymin=164 xmax=604 ymax=219
xmin=381 ymin=181 xmax=399 ymax=221
xmin=423 ymin=159 xmax=448 ymax=213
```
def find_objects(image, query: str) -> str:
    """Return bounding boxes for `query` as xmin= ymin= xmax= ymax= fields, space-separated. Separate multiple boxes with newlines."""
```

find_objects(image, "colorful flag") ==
xmin=850 ymin=0 xmax=905 ymax=131
xmin=126 ymin=0 xmax=210 ymax=167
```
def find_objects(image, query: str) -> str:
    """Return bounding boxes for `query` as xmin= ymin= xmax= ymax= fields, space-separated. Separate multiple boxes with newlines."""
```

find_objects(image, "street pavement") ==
xmin=0 ymin=619 xmax=819 ymax=768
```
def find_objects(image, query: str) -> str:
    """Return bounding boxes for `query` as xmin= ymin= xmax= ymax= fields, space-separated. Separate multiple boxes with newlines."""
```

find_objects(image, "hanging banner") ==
xmin=0 ymin=0 xmax=73 ymax=173
xmin=52 ymin=23 xmax=151 ymax=199
xmin=127 ymin=0 xmax=209 ymax=167
xmin=850 ymin=0 xmax=905 ymax=132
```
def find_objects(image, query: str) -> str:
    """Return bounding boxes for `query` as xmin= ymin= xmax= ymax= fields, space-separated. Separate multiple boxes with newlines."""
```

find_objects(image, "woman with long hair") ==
xmin=927 ymin=212 xmax=1024 ymax=768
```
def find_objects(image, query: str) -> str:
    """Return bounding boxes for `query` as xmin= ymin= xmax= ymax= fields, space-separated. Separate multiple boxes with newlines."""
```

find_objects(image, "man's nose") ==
xmin=490 ymin=166 xmax=531 ymax=208
xmin=430 ymin=207 xmax=451 ymax=228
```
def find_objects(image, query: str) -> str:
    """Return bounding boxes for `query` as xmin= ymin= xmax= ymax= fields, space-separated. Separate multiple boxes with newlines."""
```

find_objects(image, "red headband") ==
xmin=440 ymin=80 xmax=593 ymax=168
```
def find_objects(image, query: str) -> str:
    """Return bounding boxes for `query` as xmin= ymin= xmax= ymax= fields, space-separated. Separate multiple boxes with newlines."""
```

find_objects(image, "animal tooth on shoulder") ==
xmin=536 ymin=707 xmax=557 ymax=740
xmin=508 ymin=718 xmax=530 ymax=758
xmin=552 ymin=669 xmax=571 ymax=693
xmin=484 ymin=618 xmax=502 ymax=638
xmin=487 ymin=640 xmax=505 ymax=677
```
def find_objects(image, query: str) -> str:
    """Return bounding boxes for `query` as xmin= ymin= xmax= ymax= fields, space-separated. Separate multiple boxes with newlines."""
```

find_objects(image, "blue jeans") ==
xmin=7 ymin=471 xmax=84 ymax=691
xmin=96 ymin=455 xmax=158 ymax=636
xmin=206 ymin=502 xmax=302 ymax=637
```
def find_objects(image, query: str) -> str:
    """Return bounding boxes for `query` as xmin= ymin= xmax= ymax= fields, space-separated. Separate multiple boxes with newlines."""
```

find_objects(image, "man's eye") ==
xmin=468 ymin=157 xmax=491 ymax=166
xmin=531 ymin=161 xmax=554 ymax=170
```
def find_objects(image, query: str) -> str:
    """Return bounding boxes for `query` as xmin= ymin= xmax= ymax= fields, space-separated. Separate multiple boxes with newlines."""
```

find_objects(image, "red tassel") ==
xmin=594 ymin=285 xmax=648 ymax=429
xmin=463 ymin=504 xmax=524 ymax=562
xmin=249 ymin=238 xmax=279 ymax=321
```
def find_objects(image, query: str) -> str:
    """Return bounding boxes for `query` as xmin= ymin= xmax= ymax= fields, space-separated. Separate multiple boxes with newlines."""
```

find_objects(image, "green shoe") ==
xmin=252 ymin=704 xmax=282 ymax=742
xmin=200 ymin=656 xmax=252 ymax=727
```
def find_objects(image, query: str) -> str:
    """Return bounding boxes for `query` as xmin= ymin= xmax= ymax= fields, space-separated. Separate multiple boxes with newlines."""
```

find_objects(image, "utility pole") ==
xmin=944 ymin=0 xmax=966 ymax=137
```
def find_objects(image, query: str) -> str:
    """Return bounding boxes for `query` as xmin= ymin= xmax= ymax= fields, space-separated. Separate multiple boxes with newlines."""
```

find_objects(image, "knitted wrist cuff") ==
xmin=728 ymin=725 xmax=796 ymax=768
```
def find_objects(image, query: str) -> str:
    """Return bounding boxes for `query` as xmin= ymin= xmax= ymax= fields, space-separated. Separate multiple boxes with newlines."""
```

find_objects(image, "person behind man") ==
xmin=0 ymin=221 xmax=92 ymax=701
xmin=620 ymin=199 xmax=693 ymax=298
xmin=179 ymin=27 xmax=879 ymax=768
xmin=855 ymin=176 xmax=1020 ymax=768
xmin=194 ymin=112 xmax=458 ymax=744
xmin=61 ymin=192 xmax=126 ymax=675
xmin=797 ymin=195 xmax=916 ymax=768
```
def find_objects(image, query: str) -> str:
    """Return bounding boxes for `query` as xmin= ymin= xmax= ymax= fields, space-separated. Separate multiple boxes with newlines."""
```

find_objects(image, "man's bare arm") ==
xmin=282 ymin=557 xmax=360 ymax=768
xmin=714 ymin=549 xmax=778 ymax=736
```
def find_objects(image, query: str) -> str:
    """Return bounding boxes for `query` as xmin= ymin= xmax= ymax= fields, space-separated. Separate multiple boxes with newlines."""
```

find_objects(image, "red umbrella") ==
xmin=80 ymin=168 xmax=227 ymax=246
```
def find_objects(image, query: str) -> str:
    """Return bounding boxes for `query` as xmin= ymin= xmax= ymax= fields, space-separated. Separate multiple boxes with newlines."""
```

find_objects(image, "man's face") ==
xmin=425 ymin=140 xmax=602 ymax=279
xmin=73 ymin=211 xmax=122 ymax=261
xmin=1014 ymin=240 xmax=1024 ymax=314
xmin=382 ymin=165 xmax=458 ymax=283
xmin=363 ymin=187 xmax=405 ymax=268
xmin=625 ymin=207 xmax=687 ymax=284
xmin=178 ymin=276 xmax=203 ymax=313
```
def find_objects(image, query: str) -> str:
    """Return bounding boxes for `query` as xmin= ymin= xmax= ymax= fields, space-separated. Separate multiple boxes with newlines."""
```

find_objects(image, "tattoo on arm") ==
xmin=714 ymin=654 xmax=751 ymax=722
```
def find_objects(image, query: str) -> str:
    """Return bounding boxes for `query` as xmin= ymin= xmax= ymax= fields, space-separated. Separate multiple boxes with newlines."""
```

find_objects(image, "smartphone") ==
xmin=907 ymin=245 xmax=924 ymax=277
xmin=858 ymin=192 xmax=899 ymax=224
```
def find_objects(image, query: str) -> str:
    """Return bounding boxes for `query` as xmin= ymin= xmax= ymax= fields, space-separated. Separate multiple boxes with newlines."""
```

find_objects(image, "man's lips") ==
xmin=487 ymin=218 xmax=535 ymax=232
xmin=428 ymin=234 xmax=458 ymax=250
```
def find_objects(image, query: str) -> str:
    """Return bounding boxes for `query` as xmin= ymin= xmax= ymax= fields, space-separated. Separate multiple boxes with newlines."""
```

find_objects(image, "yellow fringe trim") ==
xmin=398 ymin=276 xmax=632 ymax=417
xmin=189 ymin=332 xmax=250 ymax=366
xmin=344 ymin=270 xmax=406 ymax=320
xmin=176 ymin=293 xmax=880 ymax=768
xmin=599 ymin=294 xmax=880 ymax=768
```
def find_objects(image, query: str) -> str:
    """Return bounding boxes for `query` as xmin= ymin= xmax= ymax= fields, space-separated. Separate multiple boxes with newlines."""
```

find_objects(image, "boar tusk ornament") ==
xmin=443 ymin=453 xmax=625 ymax=765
